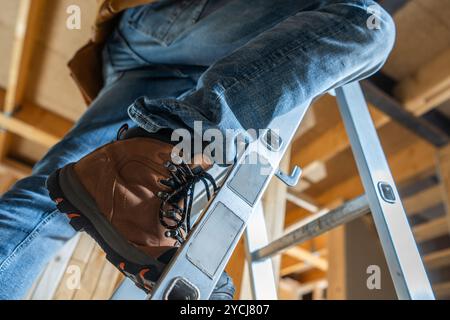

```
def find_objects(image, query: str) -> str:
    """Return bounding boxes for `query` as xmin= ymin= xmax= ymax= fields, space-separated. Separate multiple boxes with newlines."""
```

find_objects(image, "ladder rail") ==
xmin=335 ymin=82 xmax=434 ymax=300
xmin=243 ymin=201 xmax=278 ymax=300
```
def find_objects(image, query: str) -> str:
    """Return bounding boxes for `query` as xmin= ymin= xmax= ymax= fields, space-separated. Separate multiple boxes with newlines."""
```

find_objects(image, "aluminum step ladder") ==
xmin=120 ymin=81 xmax=435 ymax=300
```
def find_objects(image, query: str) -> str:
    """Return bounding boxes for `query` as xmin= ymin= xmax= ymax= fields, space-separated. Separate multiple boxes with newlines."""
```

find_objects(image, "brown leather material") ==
xmin=69 ymin=0 xmax=161 ymax=104
xmin=68 ymin=41 xmax=104 ymax=105
xmin=72 ymin=137 xmax=200 ymax=259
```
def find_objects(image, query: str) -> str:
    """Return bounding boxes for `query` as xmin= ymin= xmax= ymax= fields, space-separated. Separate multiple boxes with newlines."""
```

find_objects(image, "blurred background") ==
xmin=0 ymin=0 xmax=449 ymax=300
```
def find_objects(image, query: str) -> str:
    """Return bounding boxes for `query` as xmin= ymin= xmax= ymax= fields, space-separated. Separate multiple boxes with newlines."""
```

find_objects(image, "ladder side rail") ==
xmin=243 ymin=201 xmax=278 ymax=300
xmin=335 ymin=82 xmax=434 ymax=300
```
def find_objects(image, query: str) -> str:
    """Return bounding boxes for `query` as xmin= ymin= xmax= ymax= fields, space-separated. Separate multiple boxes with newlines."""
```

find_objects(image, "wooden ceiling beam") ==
xmin=0 ymin=87 xmax=73 ymax=150
xmin=361 ymin=80 xmax=449 ymax=147
xmin=0 ymin=0 xmax=45 ymax=159
xmin=413 ymin=216 xmax=449 ymax=243
xmin=0 ymin=112 xmax=60 ymax=148
xmin=402 ymin=184 xmax=443 ymax=217
xmin=284 ymin=247 xmax=328 ymax=272
xmin=394 ymin=48 xmax=450 ymax=117
xmin=0 ymin=158 xmax=32 ymax=179
xmin=3 ymin=0 xmax=44 ymax=113
xmin=281 ymin=249 xmax=328 ymax=276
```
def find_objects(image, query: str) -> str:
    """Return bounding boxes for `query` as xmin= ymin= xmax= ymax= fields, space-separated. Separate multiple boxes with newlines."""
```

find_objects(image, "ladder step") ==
xmin=252 ymin=195 xmax=369 ymax=261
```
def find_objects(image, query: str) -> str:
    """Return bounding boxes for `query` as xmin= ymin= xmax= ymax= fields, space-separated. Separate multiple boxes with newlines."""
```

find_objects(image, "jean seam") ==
xmin=129 ymin=106 xmax=165 ymax=131
xmin=126 ymin=0 xmax=209 ymax=47
xmin=0 ymin=208 xmax=60 ymax=272
xmin=103 ymin=44 xmax=126 ymax=90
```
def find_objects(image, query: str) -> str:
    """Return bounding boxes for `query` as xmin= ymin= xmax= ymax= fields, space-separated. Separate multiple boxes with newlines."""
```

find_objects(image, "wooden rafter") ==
xmin=395 ymin=48 xmax=450 ymax=116
xmin=413 ymin=216 xmax=448 ymax=243
xmin=403 ymin=184 xmax=443 ymax=217
xmin=284 ymin=247 xmax=328 ymax=272
xmin=0 ymin=0 xmax=45 ymax=158
xmin=0 ymin=87 xmax=72 ymax=149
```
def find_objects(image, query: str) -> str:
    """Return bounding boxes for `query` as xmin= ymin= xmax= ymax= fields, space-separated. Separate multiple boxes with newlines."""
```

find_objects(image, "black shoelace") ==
xmin=157 ymin=160 xmax=218 ymax=245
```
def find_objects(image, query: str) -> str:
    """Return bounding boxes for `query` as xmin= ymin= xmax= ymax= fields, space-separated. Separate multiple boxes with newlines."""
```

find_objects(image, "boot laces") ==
xmin=158 ymin=160 xmax=218 ymax=245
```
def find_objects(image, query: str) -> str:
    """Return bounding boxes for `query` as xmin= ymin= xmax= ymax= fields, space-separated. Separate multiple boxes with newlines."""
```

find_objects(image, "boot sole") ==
xmin=46 ymin=164 xmax=169 ymax=293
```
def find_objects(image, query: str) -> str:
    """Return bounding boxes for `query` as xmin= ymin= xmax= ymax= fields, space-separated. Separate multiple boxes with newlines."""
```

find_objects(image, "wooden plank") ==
xmin=53 ymin=234 xmax=96 ymax=300
xmin=312 ymin=282 xmax=327 ymax=300
xmin=0 ymin=87 xmax=72 ymax=156
xmin=0 ymin=112 xmax=60 ymax=148
xmin=3 ymin=0 xmax=44 ymax=112
xmin=14 ymin=100 xmax=73 ymax=138
xmin=281 ymin=249 xmax=327 ymax=276
xmin=395 ymin=48 xmax=450 ymax=116
xmin=403 ymin=185 xmax=442 ymax=217
xmin=0 ymin=0 xmax=44 ymax=159
xmin=0 ymin=158 xmax=32 ymax=178
xmin=224 ymin=238 xmax=246 ymax=300
xmin=284 ymin=247 xmax=328 ymax=271
xmin=91 ymin=262 xmax=123 ymax=300
xmin=326 ymin=226 xmax=346 ymax=299
xmin=361 ymin=80 xmax=449 ymax=147
xmin=72 ymin=245 xmax=107 ymax=300
xmin=413 ymin=217 xmax=449 ymax=243
xmin=423 ymin=247 xmax=450 ymax=270
xmin=278 ymin=278 xmax=301 ymax=300
xmin=281 ymin=262 xmax=311 ymax=276
xmin=28 ymin=234 xmax=80 ymax=300
xmin=0 ymin=173 xmax=16 ymax=194
xmin=436 ymin=144 xmax=450 ymax=232
xmin=70 ymin=234 xmax=97 ymax=265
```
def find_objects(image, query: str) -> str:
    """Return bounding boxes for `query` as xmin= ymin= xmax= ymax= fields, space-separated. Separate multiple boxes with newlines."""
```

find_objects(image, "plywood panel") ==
xmin=383 ymin=0 xmax=450 ymax=81
xmin=25 ymin=0 xmax=96 ymax=121
xmin=0 ymin=1 xmax=20 ymax=88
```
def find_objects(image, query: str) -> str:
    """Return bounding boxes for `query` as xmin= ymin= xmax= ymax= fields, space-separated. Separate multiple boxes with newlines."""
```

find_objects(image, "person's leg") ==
xmin=126 ymin=0 xmax=395 ymax=161
xmin=0 ymin=56 xmax=197 ymax=299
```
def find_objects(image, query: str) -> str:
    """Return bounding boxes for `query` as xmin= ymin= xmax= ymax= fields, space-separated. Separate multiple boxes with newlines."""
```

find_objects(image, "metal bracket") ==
xmin=163 ymin=277 xmax=200 ymax=300
xmin=275 ymin=166 xmax=302 ymax=187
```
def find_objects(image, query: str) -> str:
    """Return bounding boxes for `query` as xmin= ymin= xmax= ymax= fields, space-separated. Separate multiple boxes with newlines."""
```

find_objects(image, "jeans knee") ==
xmin=364 ymin=1 xmax=396 ymax=65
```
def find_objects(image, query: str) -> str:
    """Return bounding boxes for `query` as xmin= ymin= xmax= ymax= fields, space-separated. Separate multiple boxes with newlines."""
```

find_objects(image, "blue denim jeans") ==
xmin=0 ymin=0 xmax=394 ymax=299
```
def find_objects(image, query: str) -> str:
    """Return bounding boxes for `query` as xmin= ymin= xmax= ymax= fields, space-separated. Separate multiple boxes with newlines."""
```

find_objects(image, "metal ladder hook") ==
xmin=275 ymin=166 xmax=302 ymax=187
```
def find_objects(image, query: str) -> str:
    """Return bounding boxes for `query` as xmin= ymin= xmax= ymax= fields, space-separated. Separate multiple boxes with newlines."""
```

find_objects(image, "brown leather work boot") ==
xmin=46 ymin=126 xmax=235 ymax=299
